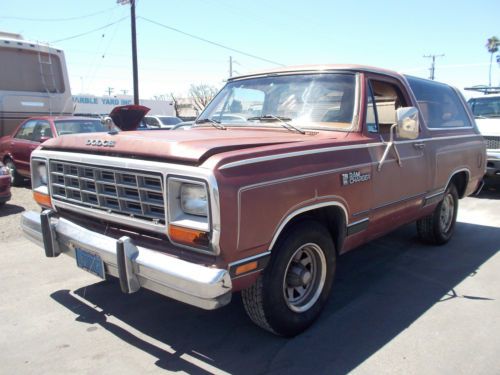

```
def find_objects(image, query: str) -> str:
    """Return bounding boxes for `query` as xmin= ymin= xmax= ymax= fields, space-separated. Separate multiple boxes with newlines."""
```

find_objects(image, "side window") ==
xmin=366 ymin=82 xmax=378 ymax=133
xmin=366 ymin=79 xmax=408 ymax=135
xmin=14 ymin=120 xmax=37 ymax=140
xmin=407 ymin=76 xmax=472 ymax=129
xmin=32 ymin=121 xmax=53 ymax=142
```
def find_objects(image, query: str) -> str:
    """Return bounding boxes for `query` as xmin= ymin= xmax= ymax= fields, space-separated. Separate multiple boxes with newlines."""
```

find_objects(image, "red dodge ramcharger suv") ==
xmin=22 ymin=65 xmax=486 ymax=336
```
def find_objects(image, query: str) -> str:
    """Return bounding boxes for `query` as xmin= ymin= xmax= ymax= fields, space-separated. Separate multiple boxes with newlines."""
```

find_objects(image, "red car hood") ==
xmin=39 ymin=128 xmax=313 ymax=164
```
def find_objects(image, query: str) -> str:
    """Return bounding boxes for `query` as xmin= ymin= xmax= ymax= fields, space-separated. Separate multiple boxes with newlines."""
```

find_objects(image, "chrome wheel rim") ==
xmin=440 ymin=193 xmax=455 ymax=233
xmin=282 ymin=243 xmax=326 ymax=313
xmin=5 ymin=162 xmax=15 ymax=184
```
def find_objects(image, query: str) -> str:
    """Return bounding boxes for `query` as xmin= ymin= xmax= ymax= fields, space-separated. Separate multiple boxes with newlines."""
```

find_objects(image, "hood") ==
xmin=40 ymin=128 xmax=316 ymax=164
xmin=475 ymin=118 xmax=500 ymax=137
xmin=109 ymin=105 xmax=150 ymax=131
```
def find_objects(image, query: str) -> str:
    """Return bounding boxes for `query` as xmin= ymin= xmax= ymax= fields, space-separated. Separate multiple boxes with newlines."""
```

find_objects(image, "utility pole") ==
xmin=121 ymin=89 xmax=129 ymax=95
xmin=118 ymin=0 xmax=139 ymax=105
xmin=423 ymin=54 xmax=445 ymax=80
xmin=229 ymin=56 xmax=240 ymax=78
xmin=106 ymin=87 xmax=114 ymax=96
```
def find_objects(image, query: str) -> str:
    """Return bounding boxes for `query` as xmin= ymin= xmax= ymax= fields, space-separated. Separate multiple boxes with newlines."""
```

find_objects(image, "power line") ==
xmin=51 ymin=16 xmax=129 ymax=44
xmin=0 ymin=6 xmax=117 ymax=22
xmin=139 ymin=16 xmax=285 ymax=67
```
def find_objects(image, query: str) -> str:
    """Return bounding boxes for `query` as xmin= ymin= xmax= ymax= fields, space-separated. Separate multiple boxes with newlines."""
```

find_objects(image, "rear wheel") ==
xmin=241 ymin=221 xmax=336 ymax=337
xmin=5 ymin=158 xmax=22 ymax=186
xmin=417 ymin=184 xmax=458 ymax=245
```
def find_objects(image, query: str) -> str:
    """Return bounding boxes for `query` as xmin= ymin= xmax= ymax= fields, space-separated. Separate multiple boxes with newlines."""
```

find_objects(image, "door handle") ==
xmin=413 ymin=142 xmax=426 ymax=149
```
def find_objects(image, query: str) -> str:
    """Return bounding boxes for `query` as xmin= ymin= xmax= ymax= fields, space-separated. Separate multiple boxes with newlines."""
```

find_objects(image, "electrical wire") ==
xmin=51 ymin=16 xmax=129 ymax=44
xmin=0 ymin=6 xmax=117 ymax=22
xmin=139 ymin=16 xmax=285 ymax=67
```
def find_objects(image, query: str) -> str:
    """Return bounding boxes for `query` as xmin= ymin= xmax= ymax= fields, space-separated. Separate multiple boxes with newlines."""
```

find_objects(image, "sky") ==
xmin=1 ymin=0 xmax=499 ymax=99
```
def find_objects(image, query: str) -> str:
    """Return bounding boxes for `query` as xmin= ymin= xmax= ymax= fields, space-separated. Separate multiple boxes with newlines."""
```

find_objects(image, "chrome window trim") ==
xmin=30 ymin=150 xmax=221 ymax=255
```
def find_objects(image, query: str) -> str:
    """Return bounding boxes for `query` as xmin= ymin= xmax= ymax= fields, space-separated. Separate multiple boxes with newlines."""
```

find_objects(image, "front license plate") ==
xmin=75 ymin=248 xmax=106 ymax=280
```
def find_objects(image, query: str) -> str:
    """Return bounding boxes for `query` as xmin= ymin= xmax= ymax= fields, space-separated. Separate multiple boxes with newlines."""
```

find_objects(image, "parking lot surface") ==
xmin=1 ymin=184 xmax=499 ymax=374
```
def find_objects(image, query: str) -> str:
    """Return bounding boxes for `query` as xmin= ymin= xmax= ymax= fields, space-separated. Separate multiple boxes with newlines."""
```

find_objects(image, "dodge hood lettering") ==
xmin=86 ymin=139 xmax=116 ymax=147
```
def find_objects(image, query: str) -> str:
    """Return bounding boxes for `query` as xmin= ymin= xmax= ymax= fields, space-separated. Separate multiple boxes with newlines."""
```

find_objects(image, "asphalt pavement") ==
xmin=1 ymin=184 xmax=499 ymax=374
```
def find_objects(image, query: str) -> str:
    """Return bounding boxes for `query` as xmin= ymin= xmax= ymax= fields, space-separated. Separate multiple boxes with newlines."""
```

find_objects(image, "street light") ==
xmin=117 ymin=0 xmax=139 ymax=105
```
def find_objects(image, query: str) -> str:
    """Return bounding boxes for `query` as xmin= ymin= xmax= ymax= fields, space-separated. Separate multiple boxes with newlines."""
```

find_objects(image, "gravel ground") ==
xmin=0 ymin=182 xmax=39 ymax=242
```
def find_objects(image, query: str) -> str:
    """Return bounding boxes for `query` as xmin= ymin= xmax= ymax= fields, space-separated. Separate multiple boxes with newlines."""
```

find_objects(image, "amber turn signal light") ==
xmin=169 ymin=224 xmax=209 ymax=248
xmin=234 ymin=261 xmax=258 ymax=276
xmin=33 ymin=191 xmax=52 ymax=208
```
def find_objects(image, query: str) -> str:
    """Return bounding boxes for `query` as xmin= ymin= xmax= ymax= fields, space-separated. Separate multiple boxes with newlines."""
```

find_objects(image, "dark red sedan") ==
xmin=0 ymin=116 xmax=110 ymax=185
xmin=0 ymin=162 xmax=11 ymax=206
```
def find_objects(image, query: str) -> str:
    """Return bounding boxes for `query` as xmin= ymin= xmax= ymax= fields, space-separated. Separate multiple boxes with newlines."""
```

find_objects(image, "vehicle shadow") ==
xmin=50 ymin=222 xmax=499 ymax=374
xmin=0 ymin=203 xmax=24 ymax=217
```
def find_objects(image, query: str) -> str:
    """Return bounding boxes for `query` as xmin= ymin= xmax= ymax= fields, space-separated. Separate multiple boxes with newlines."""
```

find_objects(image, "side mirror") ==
xmin=396 ymin=107 xmax=419 ymax=140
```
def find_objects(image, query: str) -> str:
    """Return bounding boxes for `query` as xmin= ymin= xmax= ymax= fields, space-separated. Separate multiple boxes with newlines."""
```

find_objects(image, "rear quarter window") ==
xmin=406 ymin=76 xmax=472 ymax=129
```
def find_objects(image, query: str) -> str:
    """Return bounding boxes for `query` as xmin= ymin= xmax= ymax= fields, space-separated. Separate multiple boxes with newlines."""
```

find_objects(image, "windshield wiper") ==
xmin=247 ymin=114 xmax=306 ymax=134
xmin=194 ymin=118 xmax=227 ymax=130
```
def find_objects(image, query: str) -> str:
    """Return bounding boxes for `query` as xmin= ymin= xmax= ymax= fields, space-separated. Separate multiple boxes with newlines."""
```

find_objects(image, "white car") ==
xmin=468 ymin=94 xmax=500 ymax=182
xmin=144 ymin=115 xmax=182 ymax=129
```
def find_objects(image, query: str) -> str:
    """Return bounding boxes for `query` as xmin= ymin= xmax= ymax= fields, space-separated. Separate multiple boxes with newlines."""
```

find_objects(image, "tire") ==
xmin=241 ymin=220 xmax=336 ymax=337
xmin=5 ymin=158 xmax=22 ymax=186
xmin=417 ymin=184 xmax=458 ymax=245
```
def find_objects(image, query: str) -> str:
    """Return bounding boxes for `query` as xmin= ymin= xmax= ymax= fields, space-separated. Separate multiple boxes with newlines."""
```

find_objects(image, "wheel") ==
xmin=241 ymin=221 xmax=336 ymax=337
xmin=417 ymin=184 xmax=458 ymax=245
xmin=5 ymin=158 xmax=22 ymax=186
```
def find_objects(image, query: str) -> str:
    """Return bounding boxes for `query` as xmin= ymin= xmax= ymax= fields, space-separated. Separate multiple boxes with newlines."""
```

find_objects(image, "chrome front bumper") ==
xmin=21 ymin=210 xmax=232 ymax=310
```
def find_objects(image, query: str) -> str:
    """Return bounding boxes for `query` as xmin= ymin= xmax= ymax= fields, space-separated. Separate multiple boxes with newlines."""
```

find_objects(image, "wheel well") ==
xmin=274 ymin=206 xmax=346 ymax=254
xmin=449 ymin=171 xmax=468 ymax=198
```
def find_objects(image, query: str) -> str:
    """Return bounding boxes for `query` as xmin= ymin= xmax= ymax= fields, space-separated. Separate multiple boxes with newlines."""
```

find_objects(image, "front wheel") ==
xmin=417 ymin=184 xmax=459 ymax=245
xmin=241 ymin=221 xmax=336 ymax=337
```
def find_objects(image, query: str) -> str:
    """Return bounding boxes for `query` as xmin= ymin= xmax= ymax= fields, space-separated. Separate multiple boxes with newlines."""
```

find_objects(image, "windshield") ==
xmin=158 ymin=116 xmax=182 ymax=125
xmin=198 ymin=73 xmax=357 ymax=131
xmin=468 ymin=96 xmax=500 ymax=118
xmin=54 ymin=119 xmax=108 ymax=135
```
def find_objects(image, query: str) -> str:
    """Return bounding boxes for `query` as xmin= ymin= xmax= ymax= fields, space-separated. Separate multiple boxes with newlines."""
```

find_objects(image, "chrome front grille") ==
xmin=49 ymin=160 xmax=165 ymax=224
xmin=484 ymin=136 xmax=500 ymax=150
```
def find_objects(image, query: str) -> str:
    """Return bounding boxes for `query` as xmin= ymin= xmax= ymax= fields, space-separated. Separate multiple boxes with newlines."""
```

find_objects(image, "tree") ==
xmin=189 ymin=84 xmax=218 ymax=113
xmin=486 ymin=36 xmax=499 ymax=86
xmin=170 ymin=93 xmax=181 ymax=117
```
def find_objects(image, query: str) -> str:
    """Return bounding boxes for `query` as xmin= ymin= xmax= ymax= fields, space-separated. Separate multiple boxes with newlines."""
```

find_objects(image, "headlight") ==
xmin=37 ymin=164 xmax=48 ymax=185
xmin=31 ymin=159 xmax=51 ymax=208
xmin=180 ymin=183 xmax=208 ymax=216
xmin=167 ymin=177 xmax=211 ymax=252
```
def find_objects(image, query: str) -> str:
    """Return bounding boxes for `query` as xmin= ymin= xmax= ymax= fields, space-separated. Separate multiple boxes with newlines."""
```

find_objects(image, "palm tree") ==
xmin=486 ymin=36 xmax=499 ymax=86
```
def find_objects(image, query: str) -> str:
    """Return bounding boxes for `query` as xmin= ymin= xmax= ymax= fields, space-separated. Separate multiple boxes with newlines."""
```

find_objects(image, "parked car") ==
xmin=467 ymin=94 xmax=500 ymax=183
xmin=0 ymin=116 xmax=110 ymax=185
xmin=0 ymin=162 xmax=11 ymax=207
xmin=171 ymin=121 xmax=194 ymax=130
xmin=22 ymin=65 xmax=485 ymax=337
xmin=144 ymin=115 xmax=182 ymax=129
